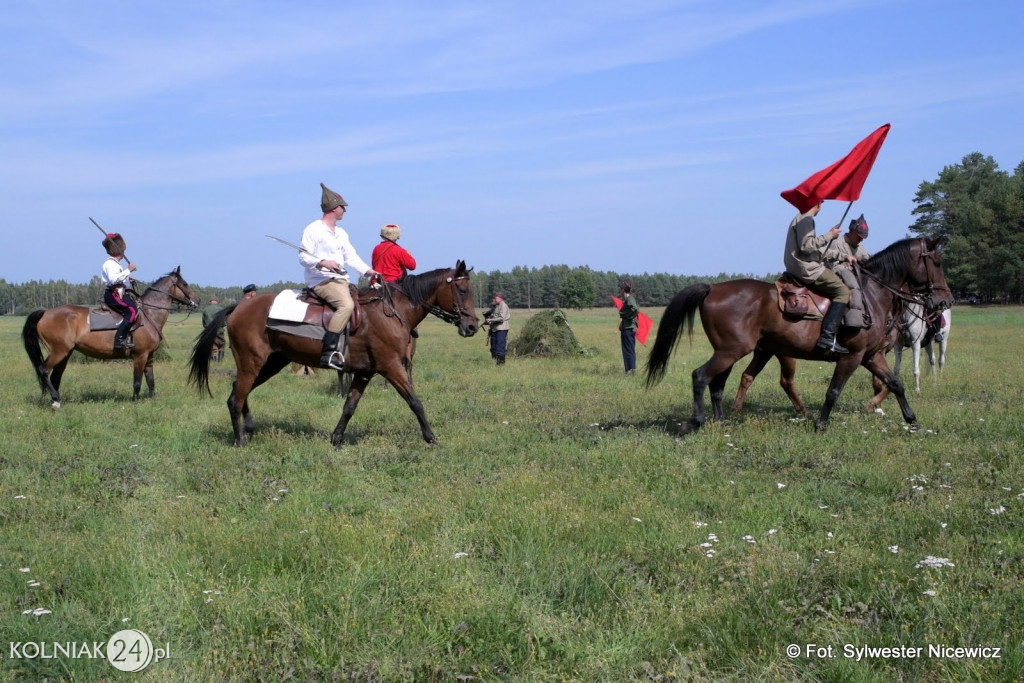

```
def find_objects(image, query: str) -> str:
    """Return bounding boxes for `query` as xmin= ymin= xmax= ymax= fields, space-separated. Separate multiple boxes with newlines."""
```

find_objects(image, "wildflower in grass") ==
xmin=693 ymin=521 xmax=708 ymax=528
xmin=22 ymin=608 xmax=51 ymax=616
xmin=823 ymin=549 xmax=836 ymax=554
xmin=767 ymin=529 xmax=778 ymax=536
xmin=826 ymin=532 xmax=834 ymax=539
xmin=453 ymin=552 xmax=469 ymax=559
xmin=915 ymin=556 xmax=955 ymax=569
xmin=19 ymin=568 xmax=30 ymax=573
xmin=777 ymin=483 xmax=786 ymax=489
xmin=632 ymin=517 xmax=642 ymax=523
xmin=28 ymin=580 xmax=40 ymax=587
xmin=742 ymin=535 xmax=755 ymax=544
xmin=990 ymin=506 xmax=1006 ymax=515
xmin=940 ymin=523 xmax=948 ymax=529
xmin=889 ymin=546 xmax=899 ymax=554
xmin=923 ymin=590 xmax=937 ymax=596
xmin=14 ymin=495 xmax=26 ymax=499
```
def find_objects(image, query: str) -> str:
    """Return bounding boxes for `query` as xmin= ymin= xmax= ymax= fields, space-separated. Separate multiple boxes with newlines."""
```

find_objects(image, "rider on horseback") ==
xmin=299 ymin=183 xmax=377 ymax=370
xmin=822 ymin=214 xmax=871 ymax=328
xmin=100 ymin=232 xmax=138 ymax=350
xmin=783 ymin=202 xmax=851 ymax=353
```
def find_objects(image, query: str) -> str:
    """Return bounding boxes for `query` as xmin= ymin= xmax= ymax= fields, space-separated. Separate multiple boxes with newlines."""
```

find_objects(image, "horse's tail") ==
xmin=21 ymin=310 xmax=48 ymax=392
xmin=645 ymin=284 xmax=711 ymax=388
xmin=188 ymin=303 xmax=237 ymax=396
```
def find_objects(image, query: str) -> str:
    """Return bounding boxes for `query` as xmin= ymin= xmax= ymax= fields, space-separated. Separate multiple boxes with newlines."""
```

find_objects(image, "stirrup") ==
xmin=815 ymin=336 xmax=849 ymax=354
xmin=321 ymin=350 xmax=345 ymax=371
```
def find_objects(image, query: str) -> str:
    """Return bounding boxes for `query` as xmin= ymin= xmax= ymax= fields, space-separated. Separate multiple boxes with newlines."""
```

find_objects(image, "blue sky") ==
xmin=2 ymin=0 xmax=1023 ymax=287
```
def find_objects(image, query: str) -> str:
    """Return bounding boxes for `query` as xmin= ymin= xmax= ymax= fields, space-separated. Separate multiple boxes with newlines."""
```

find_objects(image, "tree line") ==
xmin=4 ymin=152 xmax=1021 ymax=314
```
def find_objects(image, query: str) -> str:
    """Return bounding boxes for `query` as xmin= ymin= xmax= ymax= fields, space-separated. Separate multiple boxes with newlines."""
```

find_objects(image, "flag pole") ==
xmin=823 ymin=201 xmax=854 ymax=255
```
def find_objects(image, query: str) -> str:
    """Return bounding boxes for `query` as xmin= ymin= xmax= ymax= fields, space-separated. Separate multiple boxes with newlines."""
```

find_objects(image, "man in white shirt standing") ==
xmin=300 ymin=183 xmax=377 ymax=370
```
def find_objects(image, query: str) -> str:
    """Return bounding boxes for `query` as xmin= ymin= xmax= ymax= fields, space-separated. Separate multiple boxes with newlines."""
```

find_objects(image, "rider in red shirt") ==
xmin=371 ymin=224 xmax=417 ymax=282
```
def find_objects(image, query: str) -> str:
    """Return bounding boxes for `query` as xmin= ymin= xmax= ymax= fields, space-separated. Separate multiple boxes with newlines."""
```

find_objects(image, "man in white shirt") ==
xmin=100 ymin=232 xmax=138 ymax=349
xmin=300 ymin=183 xmax=377 ymax=369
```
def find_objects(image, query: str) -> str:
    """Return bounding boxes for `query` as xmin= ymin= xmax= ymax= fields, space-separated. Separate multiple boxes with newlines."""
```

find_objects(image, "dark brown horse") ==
xmin=645 ymin=237 xmax=952 ymax=433
xmin=188 ymin=261 xmax=478 ymax=447
xmin=22 ymin=268 xmax=199 ymax=407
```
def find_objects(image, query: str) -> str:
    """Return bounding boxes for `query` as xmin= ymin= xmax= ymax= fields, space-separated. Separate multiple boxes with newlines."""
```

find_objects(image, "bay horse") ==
xmin=645 ymin=237 xmax=952 ymax=433
xmin=22 ymin=268 xmax=199 ymax=407
xmin=188 ymin=261 xmax=478 ymax=447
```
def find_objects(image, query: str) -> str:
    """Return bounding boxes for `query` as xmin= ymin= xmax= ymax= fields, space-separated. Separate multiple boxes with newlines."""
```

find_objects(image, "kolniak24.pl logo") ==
xmin=10 ymin=629 xmax=169 ymax=672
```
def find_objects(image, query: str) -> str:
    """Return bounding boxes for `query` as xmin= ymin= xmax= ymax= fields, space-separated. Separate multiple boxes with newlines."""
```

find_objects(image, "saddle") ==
xmin=295 ymin=284 xmax=365 ymax=332
xmin=775 ymin=274 xmax=829 ymax=320
xmin=88 ymin=303 xmax=145 ymax=332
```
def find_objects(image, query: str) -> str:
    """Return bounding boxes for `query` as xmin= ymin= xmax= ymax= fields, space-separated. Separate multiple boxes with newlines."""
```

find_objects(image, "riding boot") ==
xmin=815 ymin=302 xmax=850 ymax=354
xmin=319 ymin=331 xmax=345 ymax=370
xmin=496 ymin=355 xmax=505 ymax=365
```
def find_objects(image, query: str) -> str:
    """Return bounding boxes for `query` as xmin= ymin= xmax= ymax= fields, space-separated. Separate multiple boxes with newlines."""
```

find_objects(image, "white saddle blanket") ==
xmin=267 ymin=290 xmax=311 ymax=322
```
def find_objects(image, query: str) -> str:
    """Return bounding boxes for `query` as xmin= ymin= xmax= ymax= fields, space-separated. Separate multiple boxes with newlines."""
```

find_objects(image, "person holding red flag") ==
xmin=783 ymin=202 xmax=851 ymax=353
xmin=780 ymin=124 xmax=891 ymax=355
xmin=617 ymin=281 xmax=641 ymax=375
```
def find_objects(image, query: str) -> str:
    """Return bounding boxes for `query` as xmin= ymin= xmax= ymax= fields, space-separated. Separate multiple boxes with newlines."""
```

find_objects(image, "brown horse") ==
xmin=645 ymin=237 xmax=952 ymax=433
xmin=22 ymin=268 xmax=199 ymax=407
xmin=188 ymin=261 xmax=478 ymax=447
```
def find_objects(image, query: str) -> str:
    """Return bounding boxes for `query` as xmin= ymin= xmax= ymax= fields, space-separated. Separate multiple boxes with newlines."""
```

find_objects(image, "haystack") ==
xmin=510 ymin=309 xmax=589 ymax=357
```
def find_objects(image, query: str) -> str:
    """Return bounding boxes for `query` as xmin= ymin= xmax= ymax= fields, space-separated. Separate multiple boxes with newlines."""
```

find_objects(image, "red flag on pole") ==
xmin=612 ymin=296 xmax=653 ymax=345
xmin=781 ymin=124 xmax=891 ymax=213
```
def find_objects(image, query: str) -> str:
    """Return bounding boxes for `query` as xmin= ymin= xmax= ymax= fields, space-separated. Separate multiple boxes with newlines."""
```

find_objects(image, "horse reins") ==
xmin=428 ymin=274 xmax=473 ymax=327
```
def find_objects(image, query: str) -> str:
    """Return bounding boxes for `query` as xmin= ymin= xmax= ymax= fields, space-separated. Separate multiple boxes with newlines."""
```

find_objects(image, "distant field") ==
xmin=2 ymin=305 xmax=1022 ymax=680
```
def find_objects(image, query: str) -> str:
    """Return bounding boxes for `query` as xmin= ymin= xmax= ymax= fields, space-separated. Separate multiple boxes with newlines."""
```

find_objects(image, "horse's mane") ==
xmin=862 ymin=237 xmax=918 ymax=283
xmin=395 ymin=268 xmax=449 ymax=307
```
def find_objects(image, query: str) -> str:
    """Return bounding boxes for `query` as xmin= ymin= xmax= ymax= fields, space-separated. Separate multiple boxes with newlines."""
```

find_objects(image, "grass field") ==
xmin=2 ymin=304 xmax=1022 ymax=681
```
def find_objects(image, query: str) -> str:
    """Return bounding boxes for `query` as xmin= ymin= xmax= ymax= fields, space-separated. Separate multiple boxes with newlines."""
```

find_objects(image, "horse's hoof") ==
xmin=51 ymin=401 xmax=61 ymax=410
xmin=814 ymin=421 xmax=829 ymax=432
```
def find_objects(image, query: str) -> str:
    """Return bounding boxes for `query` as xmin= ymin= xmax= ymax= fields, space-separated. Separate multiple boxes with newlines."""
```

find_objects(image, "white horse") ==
xmin=893 ymin=302 xmax=952 ymax=393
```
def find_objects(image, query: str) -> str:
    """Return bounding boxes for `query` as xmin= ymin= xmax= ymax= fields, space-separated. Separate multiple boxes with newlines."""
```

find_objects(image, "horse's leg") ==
xmin=865 ymin=373 xmax=890 ymax=412
xmin=42 ymin=350 xmax=72 ymax=408
xmin=708 ymin=366 xmax=733 ymax=421
xmin=144 ymin=355 xmax=156 ymax=398
xmin=732 ymin=348 xmax=773 ymax=416
xmin=131 ymin=354 xmax=148 ymax=401
xmin=385 ymin=367 xmax=437 ymax=445
xmin=862 ymin=352 xmax=918 ymax=428
xmin=229 ymin=352 xmax=290 ymax=446
xmin=688 ymin=352 xmax=737 ymax=432
xmin=912 ymin=341 xmax=922 ymax=393
xmin=331 ymin=372 xmax=374 ymax=447
xmin=777 ymin=355 xmax=807 ymax=414
xmin=814 ymin=356 xmax=862 ymax=431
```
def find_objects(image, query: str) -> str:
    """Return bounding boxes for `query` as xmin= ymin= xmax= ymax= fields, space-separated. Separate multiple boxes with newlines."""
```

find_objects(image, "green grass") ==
xmin=2 ymin=305 xmax=1022 ymax=680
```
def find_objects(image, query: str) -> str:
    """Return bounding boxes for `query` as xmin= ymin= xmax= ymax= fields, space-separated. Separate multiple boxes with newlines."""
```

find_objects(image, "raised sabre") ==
xmin=265 ymin=234 xmax=342 ymax=274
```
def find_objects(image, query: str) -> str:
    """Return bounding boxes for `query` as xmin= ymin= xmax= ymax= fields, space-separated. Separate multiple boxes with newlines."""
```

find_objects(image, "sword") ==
xmin=265 ymin=234 xmax=342 ymax=274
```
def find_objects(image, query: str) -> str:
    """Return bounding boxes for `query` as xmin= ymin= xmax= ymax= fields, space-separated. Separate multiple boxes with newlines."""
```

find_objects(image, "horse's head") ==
xmin=437 ymin=260 xmax=479 ymax=337
xmin=909 ymin=237 xmax=954 ymax=311
xmin=168 ymin=266 xmax=199 ymax=310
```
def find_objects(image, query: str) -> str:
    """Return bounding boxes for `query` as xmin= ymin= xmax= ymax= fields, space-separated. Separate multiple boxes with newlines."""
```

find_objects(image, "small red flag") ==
xmin=781 ymin=124 xmax=891 ymax=213
xmin=612 ymin=296 xmax=653 ymax=345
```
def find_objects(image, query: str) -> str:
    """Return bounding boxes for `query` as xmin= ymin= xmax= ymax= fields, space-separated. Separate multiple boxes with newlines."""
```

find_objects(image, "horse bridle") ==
xmin=138 ymin=276 xmax=197 ymax=311
xmin=860 ymin=238 xmax=950 ymax=309
xmin=429 ymin=274 xmax=474 ymax=327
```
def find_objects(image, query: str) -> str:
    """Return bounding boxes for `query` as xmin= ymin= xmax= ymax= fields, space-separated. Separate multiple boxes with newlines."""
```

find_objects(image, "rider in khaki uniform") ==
xmin=783 ymin=202 xmax=850 ymax=353
xmin=823 ymin=214 xmax=871 ymax=328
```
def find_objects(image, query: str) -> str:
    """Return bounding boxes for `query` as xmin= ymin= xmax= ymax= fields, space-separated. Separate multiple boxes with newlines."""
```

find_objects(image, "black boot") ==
xmin=815 ymin=302 xmax=849 ymax=354
xmin=320 ymin=331 xmax=345 ymax=370
xmin=496 ymin=355 xmax=505 ymax=365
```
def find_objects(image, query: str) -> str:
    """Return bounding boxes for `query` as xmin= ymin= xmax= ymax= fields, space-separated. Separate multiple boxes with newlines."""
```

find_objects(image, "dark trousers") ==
xmin=620 ymin=328 xmax=636 ymax=372
xmin=491 ymin=329 xmax=508 ymax=359
xmin=104 ymin=289 xmax=138 ymax=338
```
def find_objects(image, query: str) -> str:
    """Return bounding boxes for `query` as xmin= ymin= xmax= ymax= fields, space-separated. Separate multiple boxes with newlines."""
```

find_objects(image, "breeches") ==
xmin=807 ymin=269 xmax=851 ymax=304
xmin=104 ymin=289 xmax=138 ymax=335
xmin=312 ymin=280 xmax=354 ymax=333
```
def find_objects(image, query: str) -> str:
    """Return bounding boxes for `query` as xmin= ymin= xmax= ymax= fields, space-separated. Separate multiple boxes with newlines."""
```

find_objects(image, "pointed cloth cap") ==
xmin=102 ymin=233 xmax=127 ymax=256
xmin=320 ymin=183 xmax=348 ymax=212
xmin=849 ymin=214 xmax=869 ymax=238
